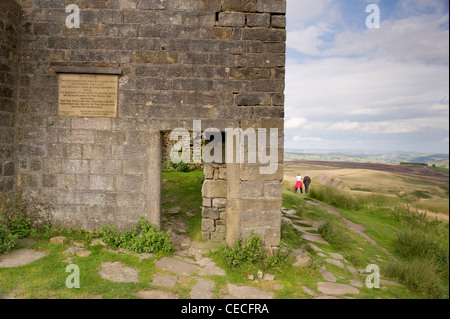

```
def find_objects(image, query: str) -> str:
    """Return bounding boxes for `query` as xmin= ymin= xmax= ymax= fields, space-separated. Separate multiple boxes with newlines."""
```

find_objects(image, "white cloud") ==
xmin=328 ymin=121 xmax=360 ymax=131
xmin=287 ymin=25 xmax=330 ymax=56
xmin=397 ymin=0 xmax=448 ymax=15
xmin=285 ymin=0 xmax=449 ymax=153
xmin=322 ymin=14 xmax=449 ymax=64
xmin=293 ymin=136 xmax=322 ymax=142
xmin=285 ymin=117 xmax=307 ymax=129
xmin=286 ymin=0 xmax=336 ymax=26
xmin=285 ymin=57 xmax=449 ymax=125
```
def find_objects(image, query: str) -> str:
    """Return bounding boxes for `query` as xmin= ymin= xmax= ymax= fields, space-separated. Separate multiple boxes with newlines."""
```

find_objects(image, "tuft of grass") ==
xmin=383 ymin=258 xmax=448 ymax=299
xmin=317 ymin=220 xmax=352 ymax=251
xmin=309 ymin=185 xmax=362 ymax=210
xmin=395 ymin=228 xmax=449 ymax=280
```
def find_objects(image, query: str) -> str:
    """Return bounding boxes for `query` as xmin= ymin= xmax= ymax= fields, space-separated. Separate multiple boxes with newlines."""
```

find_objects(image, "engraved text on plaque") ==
xmin=58 ymin=73 xmax=118 ymax=117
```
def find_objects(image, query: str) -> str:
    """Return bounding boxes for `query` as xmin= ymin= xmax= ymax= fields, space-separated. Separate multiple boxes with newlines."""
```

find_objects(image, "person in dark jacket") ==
xmin=303 ymin=175 xmax=311 ymax=194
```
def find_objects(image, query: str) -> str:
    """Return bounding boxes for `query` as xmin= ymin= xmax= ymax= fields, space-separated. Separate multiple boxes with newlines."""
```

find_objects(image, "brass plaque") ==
xmin=58 ymin=73 xmax=118 ymax=117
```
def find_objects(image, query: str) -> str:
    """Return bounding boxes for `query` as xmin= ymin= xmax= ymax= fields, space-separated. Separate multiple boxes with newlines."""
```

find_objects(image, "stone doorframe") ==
xmin=143 ymin=130 xmax=237 ymax=246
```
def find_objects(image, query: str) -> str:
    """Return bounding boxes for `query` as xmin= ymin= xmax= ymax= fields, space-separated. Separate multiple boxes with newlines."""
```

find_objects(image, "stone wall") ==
xmin=202 ymin=163 xmax=227 ymax=241
xmin=0 ymin=0 xmax=20 ymax=194
xmin=5 ymin=0 xmax=286 ymax=249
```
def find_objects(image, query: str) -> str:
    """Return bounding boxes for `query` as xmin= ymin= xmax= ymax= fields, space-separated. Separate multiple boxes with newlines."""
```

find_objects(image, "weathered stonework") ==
xmin=0 ymin=0 xmax=20 ymax=193
xmin=1 ymin=0 xmax=286 ymax=250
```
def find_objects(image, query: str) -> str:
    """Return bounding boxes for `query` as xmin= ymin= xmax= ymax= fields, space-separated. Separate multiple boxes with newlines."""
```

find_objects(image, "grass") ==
xmin=162 ymin=170 xmax=204 ymax=241
xmin=1 ymin=170 xmax=448 ymax=299
xmin=306 ymin=183 xmax=449 ymax=299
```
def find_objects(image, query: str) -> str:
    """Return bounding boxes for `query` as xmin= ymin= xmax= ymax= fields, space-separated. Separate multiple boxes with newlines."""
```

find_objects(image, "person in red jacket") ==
xmin=294 ymin=173 xmax=303 ymax=194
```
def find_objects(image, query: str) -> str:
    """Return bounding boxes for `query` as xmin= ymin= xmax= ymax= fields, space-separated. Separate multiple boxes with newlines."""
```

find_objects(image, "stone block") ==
xmin=211 ymin=231 xmax=225 ymax=241
xmin=236 ymin=93 xmax=271 ymax=106
xmin=211 ymin=27 xmax=233 ymax=40
xmin=221 ymin=0 xmax=257 ymax=12
xmin=116 ymin=175 xmax=144 ymax=192
xmin=257 ymin=0 xmax=286 ymax=13
xmin=202 ymin=218 xmax=215 ymax=232
xmin=56 ymin=174 xmax=76 ymax=189
xmin=116 ymin=192 xmax=145 ymax=207
xmin=132 ymin=51 xmax=178 ymax=64
xmin=242 ymin=28 xmax=285 ymax=42
xmin=264 ymin=228 xmax=281 ymax=246
xmin=171 ymin=0 xmax=199 ymax=11
xmin=202 ymin=207 xmax=220 ymax=219
xmin=240 ymin=210 xmax=281 ymax=228
xmin=62 ymin=159 xmax=89 ymax=174
xmin=247 ymin=13 xmax=270 ymax=27
xmin=123 ymin=160 xmax=145 ymax=175
xmin=42 ymin=174 xmax=57 ymax=188
xmin=239 ymin=198 xmax=282 ymax=211
xmin=271 ymin=14 xmax=286 ymax=28
xmin=202 ymin=180 xmax=227 ymax=198
xmin=137 ymin=0 xmax=167 ymax=10
xmin=203 ymin=198 xmax=212 ymax=207
xmin=218 ymin=12 xmax=246 ymax=27
xmin=230 ymin=67 xmax=271 ymax=80
xmin=82 ymin=145 xmax=110 ymax=159
xmin=59 ymin=130 xmax=95 ymax=144
xmin=239 ymin=181 xmax=264 ymax=197
xmin=264 ymin=182 xmax=282 ymax=198
xmin=90 ymin=175 xmax=114 ymax=191
xmin=199 ymin=0 xmax=221 ymax=11
xmin=90 ymin=160 xmax=123 ymax=175
xmin=96 ymin=131 xmax=126 ymax=145
xmin=71 ymin=118 xmax=112 ymax=131
xmin=212 ymin=198 xmax=226 ymax=208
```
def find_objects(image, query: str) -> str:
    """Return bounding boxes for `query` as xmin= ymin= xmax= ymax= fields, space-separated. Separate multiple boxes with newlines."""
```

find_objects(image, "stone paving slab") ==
xmin=317 ymin=282 xmax=360 ymax=295
xmin=198 ymin=261 xmax=226 ymax=276
xmin=227 ymin=283 xmax=274 ymax=299
xmin=0 ymin=248 xmax=48 ymax=268
xmin=155 ymin=257 xmax=200 ymax=276
xmin=324 ymin=258 xmax=344 ymax=268
xmin=98 ymin=261 xmax=139 ymax=283
xmin=189 ymin=278 xmax=215 ymax=299
xmin=301 ymin=233 xmax=329 ymax=245
xmin=151 ymin=274 xmax=178 ymax=288
xmin=135 ymin=290 xmax=178 ymax=299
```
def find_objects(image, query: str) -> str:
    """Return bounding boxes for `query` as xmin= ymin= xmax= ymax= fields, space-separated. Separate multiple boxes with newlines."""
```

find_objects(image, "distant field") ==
xmin=284 ymin=160 xmax=449 ymax=220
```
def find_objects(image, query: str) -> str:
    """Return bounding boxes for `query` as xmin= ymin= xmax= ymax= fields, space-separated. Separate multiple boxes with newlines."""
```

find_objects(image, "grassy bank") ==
xmin=307 ymin=184 xmax=449 ymax=299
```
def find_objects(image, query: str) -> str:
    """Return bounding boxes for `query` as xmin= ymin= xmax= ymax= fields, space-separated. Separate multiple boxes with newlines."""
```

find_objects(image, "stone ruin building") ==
xmin=0 ymin=0 xmax=286 ymax=252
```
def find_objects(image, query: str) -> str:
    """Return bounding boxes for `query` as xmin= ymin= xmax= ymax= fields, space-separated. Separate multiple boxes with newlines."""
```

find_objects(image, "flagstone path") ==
xmin=1 ymin=198 xmax=402 ymax=299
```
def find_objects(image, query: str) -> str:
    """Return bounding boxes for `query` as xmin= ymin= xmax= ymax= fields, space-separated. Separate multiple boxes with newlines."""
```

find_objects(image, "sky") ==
xmin=284 ymin=0 xmax=449 ymax=154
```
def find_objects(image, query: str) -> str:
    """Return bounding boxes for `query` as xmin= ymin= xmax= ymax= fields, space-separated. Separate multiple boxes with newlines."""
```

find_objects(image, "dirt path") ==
xmin=304 ymin=198 xmax=392 ymax=256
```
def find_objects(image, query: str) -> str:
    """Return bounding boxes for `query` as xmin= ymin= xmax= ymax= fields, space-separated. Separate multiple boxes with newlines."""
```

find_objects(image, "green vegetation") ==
xmin=215 ymin=233 xmax=294 ymax=276
xmin=161 ymin=170 xmax=204 ymax=241
xmin=1 ymin=169 xmax=448 ymax=299
xmin=97 ymin=218 xmax=174 ymax=254
xmin=317 ymin=220 xmax=352 ymax=251
xmin=163 ymin=161 xmax=191 ymax=172
xmin=307 ymin=183 xmax=449 ymax=299
xmin=0 ymin=220 xmax=17 ymax=253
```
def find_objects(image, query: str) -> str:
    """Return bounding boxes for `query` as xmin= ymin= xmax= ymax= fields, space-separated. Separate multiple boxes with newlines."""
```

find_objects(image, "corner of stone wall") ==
xmin=0 ymin=0 xmax=20 ymax=195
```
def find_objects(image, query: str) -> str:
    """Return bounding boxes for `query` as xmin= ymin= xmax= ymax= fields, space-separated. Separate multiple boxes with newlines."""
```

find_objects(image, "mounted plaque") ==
xmin=56 ymin=68 xmax=121 ymax=118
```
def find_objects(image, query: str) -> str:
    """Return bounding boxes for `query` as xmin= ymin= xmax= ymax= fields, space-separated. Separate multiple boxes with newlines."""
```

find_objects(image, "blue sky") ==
xmin=284 ymin=0 xmax=449 ymax=153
